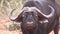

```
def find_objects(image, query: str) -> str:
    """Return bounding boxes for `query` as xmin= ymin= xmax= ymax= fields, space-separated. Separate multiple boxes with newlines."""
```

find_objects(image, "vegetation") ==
xmin=0 ymin=0 xmax=26 ymax=30
xmin=8 ymin=23 xmax=21 ymax=31
xmin=0 ymin=0 xmax=26 ymax=18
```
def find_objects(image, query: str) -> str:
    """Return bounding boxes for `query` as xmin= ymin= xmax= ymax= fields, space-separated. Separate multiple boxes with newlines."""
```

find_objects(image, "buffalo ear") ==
xmin=13 ymin=14 xmax=23 ymax=22
xmin=38 ymin=13 xmax=46 ymax=20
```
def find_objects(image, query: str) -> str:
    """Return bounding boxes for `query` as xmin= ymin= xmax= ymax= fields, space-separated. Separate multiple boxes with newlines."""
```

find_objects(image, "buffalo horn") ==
xmin=31 ymin=5 xmax=55 ymax=18
xmin=8 ymin=7 xmax=30 ymax=21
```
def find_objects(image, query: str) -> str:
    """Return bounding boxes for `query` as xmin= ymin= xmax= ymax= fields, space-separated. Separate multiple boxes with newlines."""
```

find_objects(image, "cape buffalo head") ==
xmin=8 ymin=7 xmax=39 ymax=30
xmin=8 ymin=5 xmax=55 ymax=23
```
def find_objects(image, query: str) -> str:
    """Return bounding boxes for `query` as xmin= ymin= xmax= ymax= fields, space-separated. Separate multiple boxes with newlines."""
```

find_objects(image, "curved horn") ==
xmin=8 ymin=7 xmax=30 ymax=21
xmin=31 ymin=5 xmax=55 ymax=18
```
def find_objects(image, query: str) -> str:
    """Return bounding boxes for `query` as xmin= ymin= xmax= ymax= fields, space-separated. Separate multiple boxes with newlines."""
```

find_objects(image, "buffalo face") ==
xmin=22 ymin=11 xmax=38 ymax=30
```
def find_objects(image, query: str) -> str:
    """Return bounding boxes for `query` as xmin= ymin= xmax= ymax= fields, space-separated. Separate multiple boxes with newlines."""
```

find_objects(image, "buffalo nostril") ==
xmin=26 ymin=22 xmax=34 ymax=29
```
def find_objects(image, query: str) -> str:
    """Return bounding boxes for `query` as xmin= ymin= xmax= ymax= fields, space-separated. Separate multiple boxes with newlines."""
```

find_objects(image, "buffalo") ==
xmin=8 ymin=0 xmax=60 ymax=34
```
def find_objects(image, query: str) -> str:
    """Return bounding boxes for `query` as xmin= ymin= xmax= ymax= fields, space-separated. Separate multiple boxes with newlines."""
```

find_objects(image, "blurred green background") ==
xmin=0 ymin=0 xmax=60 ymax=19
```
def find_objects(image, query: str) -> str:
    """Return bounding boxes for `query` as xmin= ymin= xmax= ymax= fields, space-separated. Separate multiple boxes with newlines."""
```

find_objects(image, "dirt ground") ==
xmin=0 ymin=17 xmax=60 ymax=34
